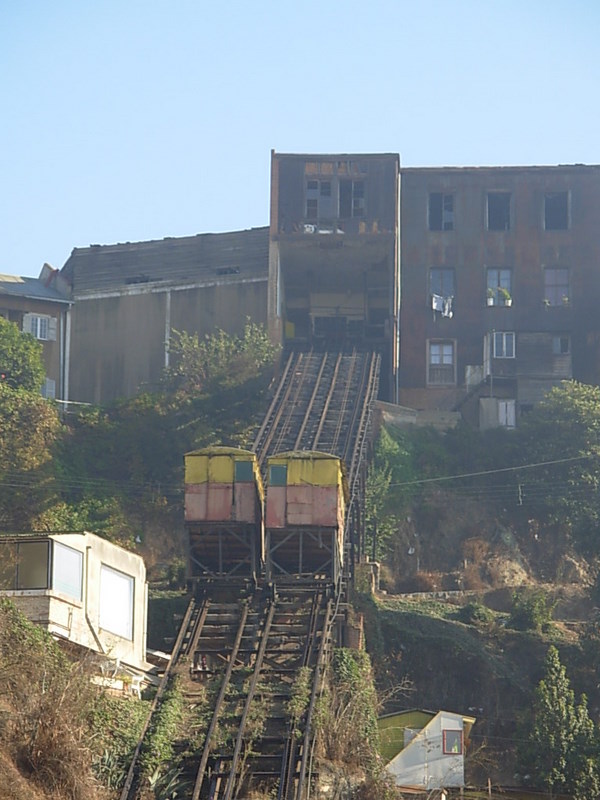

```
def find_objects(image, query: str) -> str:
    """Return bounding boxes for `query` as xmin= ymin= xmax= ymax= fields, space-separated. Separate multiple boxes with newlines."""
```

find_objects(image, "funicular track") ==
xmin=121 ymin=348 xmax=380 ymax=800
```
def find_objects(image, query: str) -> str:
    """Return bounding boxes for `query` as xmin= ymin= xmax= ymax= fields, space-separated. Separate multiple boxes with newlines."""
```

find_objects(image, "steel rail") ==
xmin=220 ymin=599 xmax=277 ymax=800
xmin=119 ymin=595 xmax=199 ymax=800
xmin=191 ymin=601 xmax=251 ymax=800
xmin=309 ymin=351 xmax=343 ymax=451
xmin=293 ymin=353 xmax=330 ymax=451
xmin=294 ymin=599 xmax=333 ymax=800
xmin=253 ymin=351 xmax=296 ymax=455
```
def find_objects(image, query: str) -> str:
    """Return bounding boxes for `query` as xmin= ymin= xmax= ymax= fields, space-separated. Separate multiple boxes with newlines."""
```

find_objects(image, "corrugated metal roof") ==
xmin=0 ymin=274 xmax=71 ymax=304
xmin=60 ymin=226 xmax=270 ymax=296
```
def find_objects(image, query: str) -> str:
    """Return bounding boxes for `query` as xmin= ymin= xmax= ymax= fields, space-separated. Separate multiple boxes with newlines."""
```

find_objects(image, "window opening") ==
xmin=486 ymin=269 xmax=512 ymax=306
xmin=493 ymin=331 xmax=515 ymax=358
xmin=427 ymin=340 xmax=456 ymax=385
xmin=545 ymin=191 xmax=569 ymax=230
xmin=269 ymin=464 xmax=287 ymax=487
xmin=430 ymin=268 xmax=455 ymax=297
xmin=544 ymin=268 xmax=569 ymax=306
xmin=429 ymin=193 xmax=454 ymax=231
xmin=487 ymin=192 xmax=511 ymax=231
xmin=553 ymin=335 xmax=570 ymax=355
xmin=443 ymin=729 xmax=463 ymax=755
xmin=339 ymin=180 xmax=365 ymax=218
xmin=16 ymin=541 xmax=50 ymax=589
xmin=99 ymin=565 xmax=134 ymax=640
xmin=52 ymin=542 xmax=83 ymax=600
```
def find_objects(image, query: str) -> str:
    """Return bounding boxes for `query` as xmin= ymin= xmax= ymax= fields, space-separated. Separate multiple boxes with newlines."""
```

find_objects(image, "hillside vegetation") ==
xmin=3 ymin=310 xmax=600 ymax=797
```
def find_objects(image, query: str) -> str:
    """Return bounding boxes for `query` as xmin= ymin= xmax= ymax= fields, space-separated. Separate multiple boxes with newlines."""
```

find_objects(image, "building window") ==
xmin=486 ymin=268 xmax=512 ymax=306
xmin=429 ymin=193 xmax=454 ymax=231
xmin=553 ymin=335 xmax=570 ymax=355
xmin=498 ymin=400 xmax=516 ymax=428
xmin=427 ymin=340 xmax=456 ymax=385
xmin=306 ymin=179 xmax=336 ymax=220
xmin=269 ymin=464 xmax=287 ymax=486
xmin=99 ymin=565 xmax=134 ymax=640
xmin=544 ymin=268 xmax=569 ymax=306
xmin=443 ymin=729 xmax=463 ymax=755
xmin=430 ymin=268 xmax=455 ymax=298
xmin=339 ymin=179 xmax=365 ymax=218
xmin=22 ymin=313 xmax=57 ymax=341
xmin=493 ymin=331 xmax=515 ymax=358
xmin=544 ymin=191 xmax=569 ymax=230
xmin=487 ymin=192 xmax=511 ymax=231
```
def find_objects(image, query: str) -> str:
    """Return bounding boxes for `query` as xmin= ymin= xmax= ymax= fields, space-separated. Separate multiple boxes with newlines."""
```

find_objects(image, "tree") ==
xmin=162 ymin=319 xmax=280 ymax=396
xmin=519 ymin=645 xmax=600 ymax=798
xmin=515 ymin=381 xmax=600 ymax=549
xmin=0 ymin=316 xmax=45 ymax=392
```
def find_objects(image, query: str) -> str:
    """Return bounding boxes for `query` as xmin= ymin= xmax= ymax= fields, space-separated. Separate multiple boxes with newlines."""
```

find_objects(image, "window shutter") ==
xmin=22 ymin=313 xmax=33 ymax=334
xmin=48 ymin=317 xmax=57 ymax=341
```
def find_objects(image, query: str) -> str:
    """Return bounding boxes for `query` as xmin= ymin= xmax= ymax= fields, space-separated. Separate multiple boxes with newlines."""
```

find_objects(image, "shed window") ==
xmin=99 ymin=565 xmax=134 ymax=640
xmin=443 ymin=729 xmax=463 ymax=755
xmin=17 ymin=541 xmax=50 ymax=589
xmin=52 ymin=542 xmax=83 ymax=600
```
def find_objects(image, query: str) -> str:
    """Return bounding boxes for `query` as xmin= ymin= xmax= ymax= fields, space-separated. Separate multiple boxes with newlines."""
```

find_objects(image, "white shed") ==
xmin=0 ymin=531 xmax=149 ymax=673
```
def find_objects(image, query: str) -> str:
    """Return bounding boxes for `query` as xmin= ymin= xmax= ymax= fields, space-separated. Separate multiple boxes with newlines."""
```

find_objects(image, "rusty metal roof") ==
xmin=60 ymin=226 xmax=269 ymax=296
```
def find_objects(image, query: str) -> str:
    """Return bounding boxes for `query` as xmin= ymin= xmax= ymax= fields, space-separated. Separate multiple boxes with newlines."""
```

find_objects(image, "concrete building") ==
xmin=0 ymin=265 xmax=72 ymax=399
xmin=398 ymin=165 xmax=600 ymax=427
xmin=269 ymin=151 xmax=400 ymax=400
xmin=59 ymin=227 xmax=269 ymax=404
xmin=0 ymin=531 xmax=149 ymax=674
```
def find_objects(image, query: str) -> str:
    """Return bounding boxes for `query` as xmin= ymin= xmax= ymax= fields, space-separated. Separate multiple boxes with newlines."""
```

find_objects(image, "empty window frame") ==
xmin=487 ymin=192 xmax=511 ymax=231
xmin=339 ymin=179 xmax=365 ymax=218
xmin=442 ymin=729 xmax=463 ymax=755
xmin=430 ymin=268 xmax=455 ymax=297
xmin=553 ymin=335 xmax=570 ymax=355
xmin=429 ymin=193 xmax=454 ymax=231
xmin=544 ymin=268 xmax=569 ymax=306
xmin=493 ymin=331 xmax=515 ymax=358
xmin=544 ymin=191 xmax=569 ymax=230
xmin=486 ymin=268 xmax=512 ymax=305
xmin=427 ymin=340 xmax=456 ymax=385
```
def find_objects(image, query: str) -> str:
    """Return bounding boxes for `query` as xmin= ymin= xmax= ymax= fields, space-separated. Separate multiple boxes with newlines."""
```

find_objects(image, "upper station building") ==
xmin=268 ymin=151 xmax=400 ymax=400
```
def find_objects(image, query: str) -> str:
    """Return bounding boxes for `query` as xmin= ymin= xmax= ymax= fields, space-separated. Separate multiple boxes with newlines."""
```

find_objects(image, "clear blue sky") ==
xmin=2 ymin=0 xmax=599 ymax=277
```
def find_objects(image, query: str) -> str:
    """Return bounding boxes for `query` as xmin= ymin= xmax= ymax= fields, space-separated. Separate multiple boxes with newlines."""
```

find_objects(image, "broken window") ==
xmin=493 ymin=331 xmax=515 ymax=358
xmin=306 ymin=179 xmax=336 ymax=219
xmin=545 ymin=191 xmax=569 ymax=230
xmin=544 ymin=268 xmax=569 ymax=306
xmin=427 ymin=340 xmax=456 ymax=385
xmin=486 ymin=268 xmax=512 ymax=306
xmin=339 ymin=180 xmax=365 ymax=218
xmin=487 ymin=192 xmax=511 ymax=231
xmin=429 ymin=193 xmax=454 ymax=231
